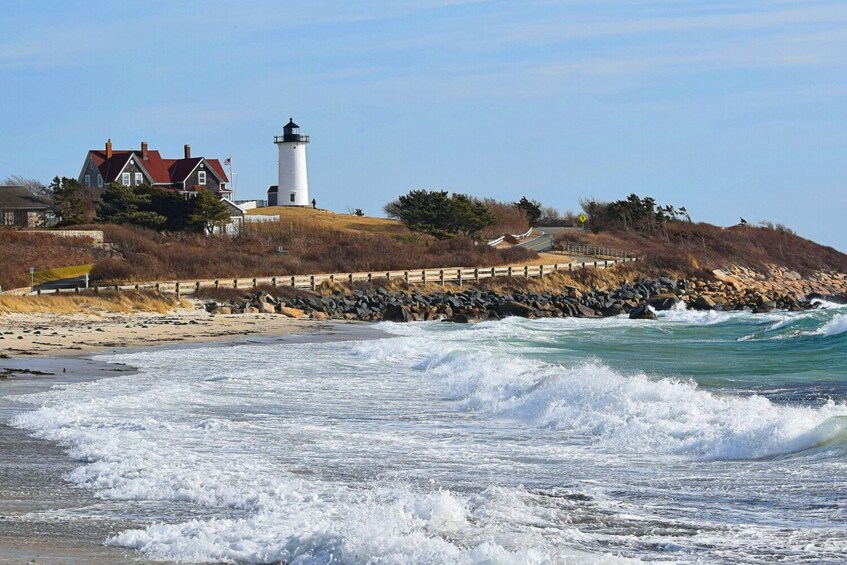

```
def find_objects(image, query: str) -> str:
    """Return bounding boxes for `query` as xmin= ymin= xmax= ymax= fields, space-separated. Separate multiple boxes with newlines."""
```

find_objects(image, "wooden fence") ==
xmin=25 ymin=257 xmax=638 ymax=297
xmin=559 ymin=243 xmax=629 ymax=259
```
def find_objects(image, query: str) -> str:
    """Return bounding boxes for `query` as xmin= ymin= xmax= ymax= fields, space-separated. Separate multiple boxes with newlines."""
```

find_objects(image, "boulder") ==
xmin=245 ymin=306 xmax=260 ymax=314
xmin=280 ymin=307 xmax=306 ymax=319
xmin=259 ymin=301 xmax=276 ymax=314
xmin=647 ymin=293 xmax=680 ymax=311
xmin=692 ymin=296 xmax=717 ymax=310
xmin=213 ymin=306 xmax=232 ymax=315
xmin=383 ymin=304 xmax=412 ymax=323
xmin=310 ymin=311 xmax=329 ymax=320
xmin=497 ymin=301 xmax=536 ymax=318
xmin=629 ymin=303 xmax=657 ymax=320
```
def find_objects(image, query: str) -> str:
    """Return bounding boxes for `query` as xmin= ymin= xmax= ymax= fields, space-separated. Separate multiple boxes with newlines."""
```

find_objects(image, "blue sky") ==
xmin=2 ymin=1 xmax=846 ymax=251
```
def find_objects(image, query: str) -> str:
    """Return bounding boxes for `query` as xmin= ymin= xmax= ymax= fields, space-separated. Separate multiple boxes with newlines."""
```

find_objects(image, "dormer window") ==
xmin=135 ymin=173 xmax=143 ymax=186
xmin=122 ymin=172 xmax=131 ymax=186
xmin=198 ymin=171 xmax=206 ymax=185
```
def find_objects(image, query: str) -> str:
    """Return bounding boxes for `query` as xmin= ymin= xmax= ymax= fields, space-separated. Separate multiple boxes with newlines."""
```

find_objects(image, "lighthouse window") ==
xmin=290 ymin=193 xmax=296 ymax=203
xmin=198 ymin=171 xmax=206 ymax=185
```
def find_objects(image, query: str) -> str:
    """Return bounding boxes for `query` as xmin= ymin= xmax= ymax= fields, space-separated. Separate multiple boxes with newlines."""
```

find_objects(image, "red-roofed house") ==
xmin=78 ymin=140 xmax=233 ymax=201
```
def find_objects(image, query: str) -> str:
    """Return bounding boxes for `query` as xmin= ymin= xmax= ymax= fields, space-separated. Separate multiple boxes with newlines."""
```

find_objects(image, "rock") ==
xmin=692 ymin=296 xmax=717 ymax=310
xmin=310 ymin=311 xmax=329 ymax=320
xmin=280 ymin=307 xmax=306 ymax=318
xmin=497 ymin=301 xmax=536 ymax=318
xmin=213 ymin=306 xmax=232 ymax=315
xmin=245 ymin=306 xmax=260 ymax=314
xmin=575 ymin=303 xmax=599 ymax=318
xmin=629 ymin=303 xmax=657 ymax=320
xmin=259 ymin=301 xmax=276 ymax=314
xmin=647 ymin=293 xmax=680 ymax=311
xmin=383 ymin=304 xmax=412 ymax=323
xmin=601 ymin=303 xmax=624 ymax=317
xmin=451 ymin=313 xmax=471 ymax=323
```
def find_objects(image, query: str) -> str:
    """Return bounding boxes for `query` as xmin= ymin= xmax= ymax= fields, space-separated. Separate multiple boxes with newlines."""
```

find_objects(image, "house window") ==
xmin=135 ymin=172 xmax=143 ymax=186
xmin=84 ymin=174 xmax=91 ymax=186
xmin=97 ymin=175 xmax=103 ymax=188
xmin=290 ymin=193 xmax=296 ymax=203
xmin=122 ymin=172 xmax=131 ymax=186
xmin=198 ymin=171 xmax=206 ymax=185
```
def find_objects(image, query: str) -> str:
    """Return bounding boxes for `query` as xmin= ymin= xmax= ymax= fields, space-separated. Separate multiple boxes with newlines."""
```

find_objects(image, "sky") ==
xmin=1 ymin=0 xmax=846 ymax=251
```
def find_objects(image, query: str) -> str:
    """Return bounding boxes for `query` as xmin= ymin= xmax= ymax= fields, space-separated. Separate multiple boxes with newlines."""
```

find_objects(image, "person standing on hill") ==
xmin=311 ymin=198 xmax=317 ymax=209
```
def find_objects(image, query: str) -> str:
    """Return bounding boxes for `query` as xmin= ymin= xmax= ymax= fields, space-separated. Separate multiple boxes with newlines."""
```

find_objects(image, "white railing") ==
xmin=487 ymin=227 xmax=535 ymax=246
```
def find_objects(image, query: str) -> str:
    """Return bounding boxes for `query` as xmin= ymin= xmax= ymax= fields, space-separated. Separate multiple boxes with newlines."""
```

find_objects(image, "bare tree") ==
xmin=2 ymin=175 xmax=50 ymax=197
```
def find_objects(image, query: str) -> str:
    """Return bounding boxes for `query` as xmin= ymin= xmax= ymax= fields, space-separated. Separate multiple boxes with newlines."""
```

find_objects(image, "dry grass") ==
xmin=250 ymin=207 xmax=410 ymax=236
xmin=89 ymin=222 xmax=536 ymax=284
xmin=556 ymin=222 xmax=847 ymax=278
xmin=0 ymin=230 xmax=103 ymax=290
xmin=0 ymin=290 xmax=188 ymax=315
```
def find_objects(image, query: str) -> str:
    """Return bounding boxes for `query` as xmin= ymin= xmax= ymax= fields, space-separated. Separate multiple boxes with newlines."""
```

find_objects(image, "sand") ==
xmin=0 ymin=307 xmax=354 ymax=565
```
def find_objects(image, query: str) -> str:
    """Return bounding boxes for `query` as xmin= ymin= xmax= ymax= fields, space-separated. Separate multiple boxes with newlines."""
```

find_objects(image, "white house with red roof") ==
xmin=78 ymin=140 xmax=232 ymax=201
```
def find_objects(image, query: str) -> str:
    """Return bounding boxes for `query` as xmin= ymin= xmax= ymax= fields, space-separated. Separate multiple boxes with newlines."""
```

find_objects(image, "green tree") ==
xmin=397 ymin=189 xmax=495 ymax=238
xmin=514 ymin=196 xmax=542 ymax=226
xmin=187 ymin=189 xmax=231 ymax=234
xmin=96 ymin=183 xmax=167 ymax=229
xmin=51 ymin=176 xmax=88 ymax=226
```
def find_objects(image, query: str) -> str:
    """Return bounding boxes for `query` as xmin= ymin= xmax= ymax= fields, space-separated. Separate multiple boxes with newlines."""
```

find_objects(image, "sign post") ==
xmin=578 ymin=213 xmax=588 ymax=231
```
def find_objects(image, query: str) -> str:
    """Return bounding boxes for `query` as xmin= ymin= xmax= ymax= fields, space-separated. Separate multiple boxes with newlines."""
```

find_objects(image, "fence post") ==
xmin=36 ymin=289 xmax=41 ymax=295
xmin=330 ymin=274 xmax=334 ymax=283
xmin=56 ymin=288 xmax=61 ymax=294
xmin=490 ymin=267 xmax=495 ymax=278
xmin=439 ymin=270 xmax=444 ymax=287
xmin=386 ymin=272 xmax=390 ymax=281
xmin=252 ymin=278 xmax=257 ymax=288
xmin=233 ymin=279 xmax=238 ymax=289
xmin=135 ymin=284 xmax=139 ymax=290
xmin=604 ymin=260 xmax=608 ymax=268
xmin=310 ymin=275 xmax=315 ymax=291
xmin=349 ymin=273 xmax=354 ymax=284
xmin=593 ymin=262 xmax=597 ymax=269
xmin=368 ymin=273 xmax=372 ymax=282
xmin=582 ymin=262 xmax=586 ymax=269
xmin=508 ymin=266 xmax=512 ymax=277
xmin=271 ymin=277 xmax=276 ymax=287
xmin=155 ymin=283 xmax=160 ymax=291
xmin=524 ymin=265 xmax=529 ymax=278
xmin=422 ymin=270 xmax=427 ymax=284
xmin=554 ymin=264 xmax=559 ymax=272
xmin=474 ymin=268 xmax=479 ymax=283
xmin=404 ymin=271 xmax=409 ymax=283
xmin=539 ymin=265 xmax=544 ymax=279
xmin=75 ymin=286 xmax=80 ymax=294
xmin=291 ymin=276 xmax=296 ymax=287
xmin=195 ymin=282 xmax=200 ymax=293
xmin=457 ymin=269 xmax=462 ymax=287
xmin=214 ymin=279 xmax=219 ymax=289
xmin=175 ymin=282 xmax=180 ymax=299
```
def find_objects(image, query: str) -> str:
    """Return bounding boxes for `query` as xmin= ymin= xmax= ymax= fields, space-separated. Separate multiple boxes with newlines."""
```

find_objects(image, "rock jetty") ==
xmin=202 ymin=269 xmax=845 ymax=323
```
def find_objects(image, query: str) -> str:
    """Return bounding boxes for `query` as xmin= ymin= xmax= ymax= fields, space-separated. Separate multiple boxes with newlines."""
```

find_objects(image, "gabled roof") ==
xmin=0 ymin=185 xmax=51 ymax=210
xmin=86 ymin=146 xmax=229 ymax=187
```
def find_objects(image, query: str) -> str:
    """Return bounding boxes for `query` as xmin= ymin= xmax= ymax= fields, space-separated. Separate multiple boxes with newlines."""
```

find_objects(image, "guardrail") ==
xmin=487 ymin=226 xmax=534 ymax=246
xmin=560 ymin=243 xmax=629 ymax=259
xmin=20 ymin=257 xmax=638 ymax=297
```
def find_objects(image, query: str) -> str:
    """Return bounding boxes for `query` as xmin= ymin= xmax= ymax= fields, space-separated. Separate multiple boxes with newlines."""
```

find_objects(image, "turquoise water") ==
xmin=7 ymin=302 xmax=847 ymax=563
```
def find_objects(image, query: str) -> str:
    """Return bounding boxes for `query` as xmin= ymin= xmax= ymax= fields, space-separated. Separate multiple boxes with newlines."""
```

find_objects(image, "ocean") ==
xmin=6 ymin=302 xmax=847 ymax=564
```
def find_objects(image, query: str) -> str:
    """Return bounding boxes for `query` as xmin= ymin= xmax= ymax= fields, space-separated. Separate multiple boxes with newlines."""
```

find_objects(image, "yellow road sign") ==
xmin=578 ymin=214 xmax=588 ymax=223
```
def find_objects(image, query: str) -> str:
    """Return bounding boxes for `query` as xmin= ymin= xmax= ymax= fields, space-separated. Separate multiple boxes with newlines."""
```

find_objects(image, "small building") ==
xmin=267 ymin=185 xmax=279 ymax=206
xmin=0 ymin=185 xmax=53 ymax=228
xmin=79 ymin=140 xmax=232 ymax=200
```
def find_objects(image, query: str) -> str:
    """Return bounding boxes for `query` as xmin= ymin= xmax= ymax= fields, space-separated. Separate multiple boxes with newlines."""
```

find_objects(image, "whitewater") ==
xmin=7 ymin=303 xmax=847 ymax=564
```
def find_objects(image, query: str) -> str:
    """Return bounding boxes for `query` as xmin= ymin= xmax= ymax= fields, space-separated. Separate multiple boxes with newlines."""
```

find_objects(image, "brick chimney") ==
xmin=106 ymin=139 xmax=112 ymax=159
xmin=141 ymin=141 xmax=148 ymax=160
xmin=184 ymin=144 xmax=191 ymax=159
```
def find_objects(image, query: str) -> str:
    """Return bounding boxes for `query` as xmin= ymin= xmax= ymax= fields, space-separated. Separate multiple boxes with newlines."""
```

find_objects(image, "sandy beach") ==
xmin=0 ymin=308 xmax=347 ymax=565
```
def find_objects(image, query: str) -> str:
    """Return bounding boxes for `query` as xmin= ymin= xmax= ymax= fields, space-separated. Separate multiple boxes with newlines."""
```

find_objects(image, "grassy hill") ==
xmin=250 ymin=207 xmax=409 ymax=236
xmin=555 ymin=222 xmax=847 ymax=277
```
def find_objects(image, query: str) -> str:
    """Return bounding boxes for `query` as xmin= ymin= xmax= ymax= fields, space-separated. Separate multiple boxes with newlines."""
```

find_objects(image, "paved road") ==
xmin=34 ymin=276 xmax=89 ymax=292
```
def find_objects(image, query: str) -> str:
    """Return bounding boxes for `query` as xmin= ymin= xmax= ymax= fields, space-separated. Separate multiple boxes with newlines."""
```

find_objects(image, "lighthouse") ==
xmin=273 ymin=118 xmax=310 ymax=206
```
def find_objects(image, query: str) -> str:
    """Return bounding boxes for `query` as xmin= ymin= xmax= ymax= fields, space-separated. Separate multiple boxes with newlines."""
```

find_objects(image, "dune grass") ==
xmin=0 ymin=290 xmax=188 ymax=315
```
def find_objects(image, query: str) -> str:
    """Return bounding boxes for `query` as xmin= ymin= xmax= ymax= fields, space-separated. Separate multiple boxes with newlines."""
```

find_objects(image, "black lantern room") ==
xmin=277 ymin=118 xmax=309 ymax=144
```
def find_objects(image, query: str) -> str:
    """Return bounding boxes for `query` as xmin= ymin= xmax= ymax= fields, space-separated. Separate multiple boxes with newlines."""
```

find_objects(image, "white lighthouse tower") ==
xmin=273 ymin=118 xmax=310 ymax=206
